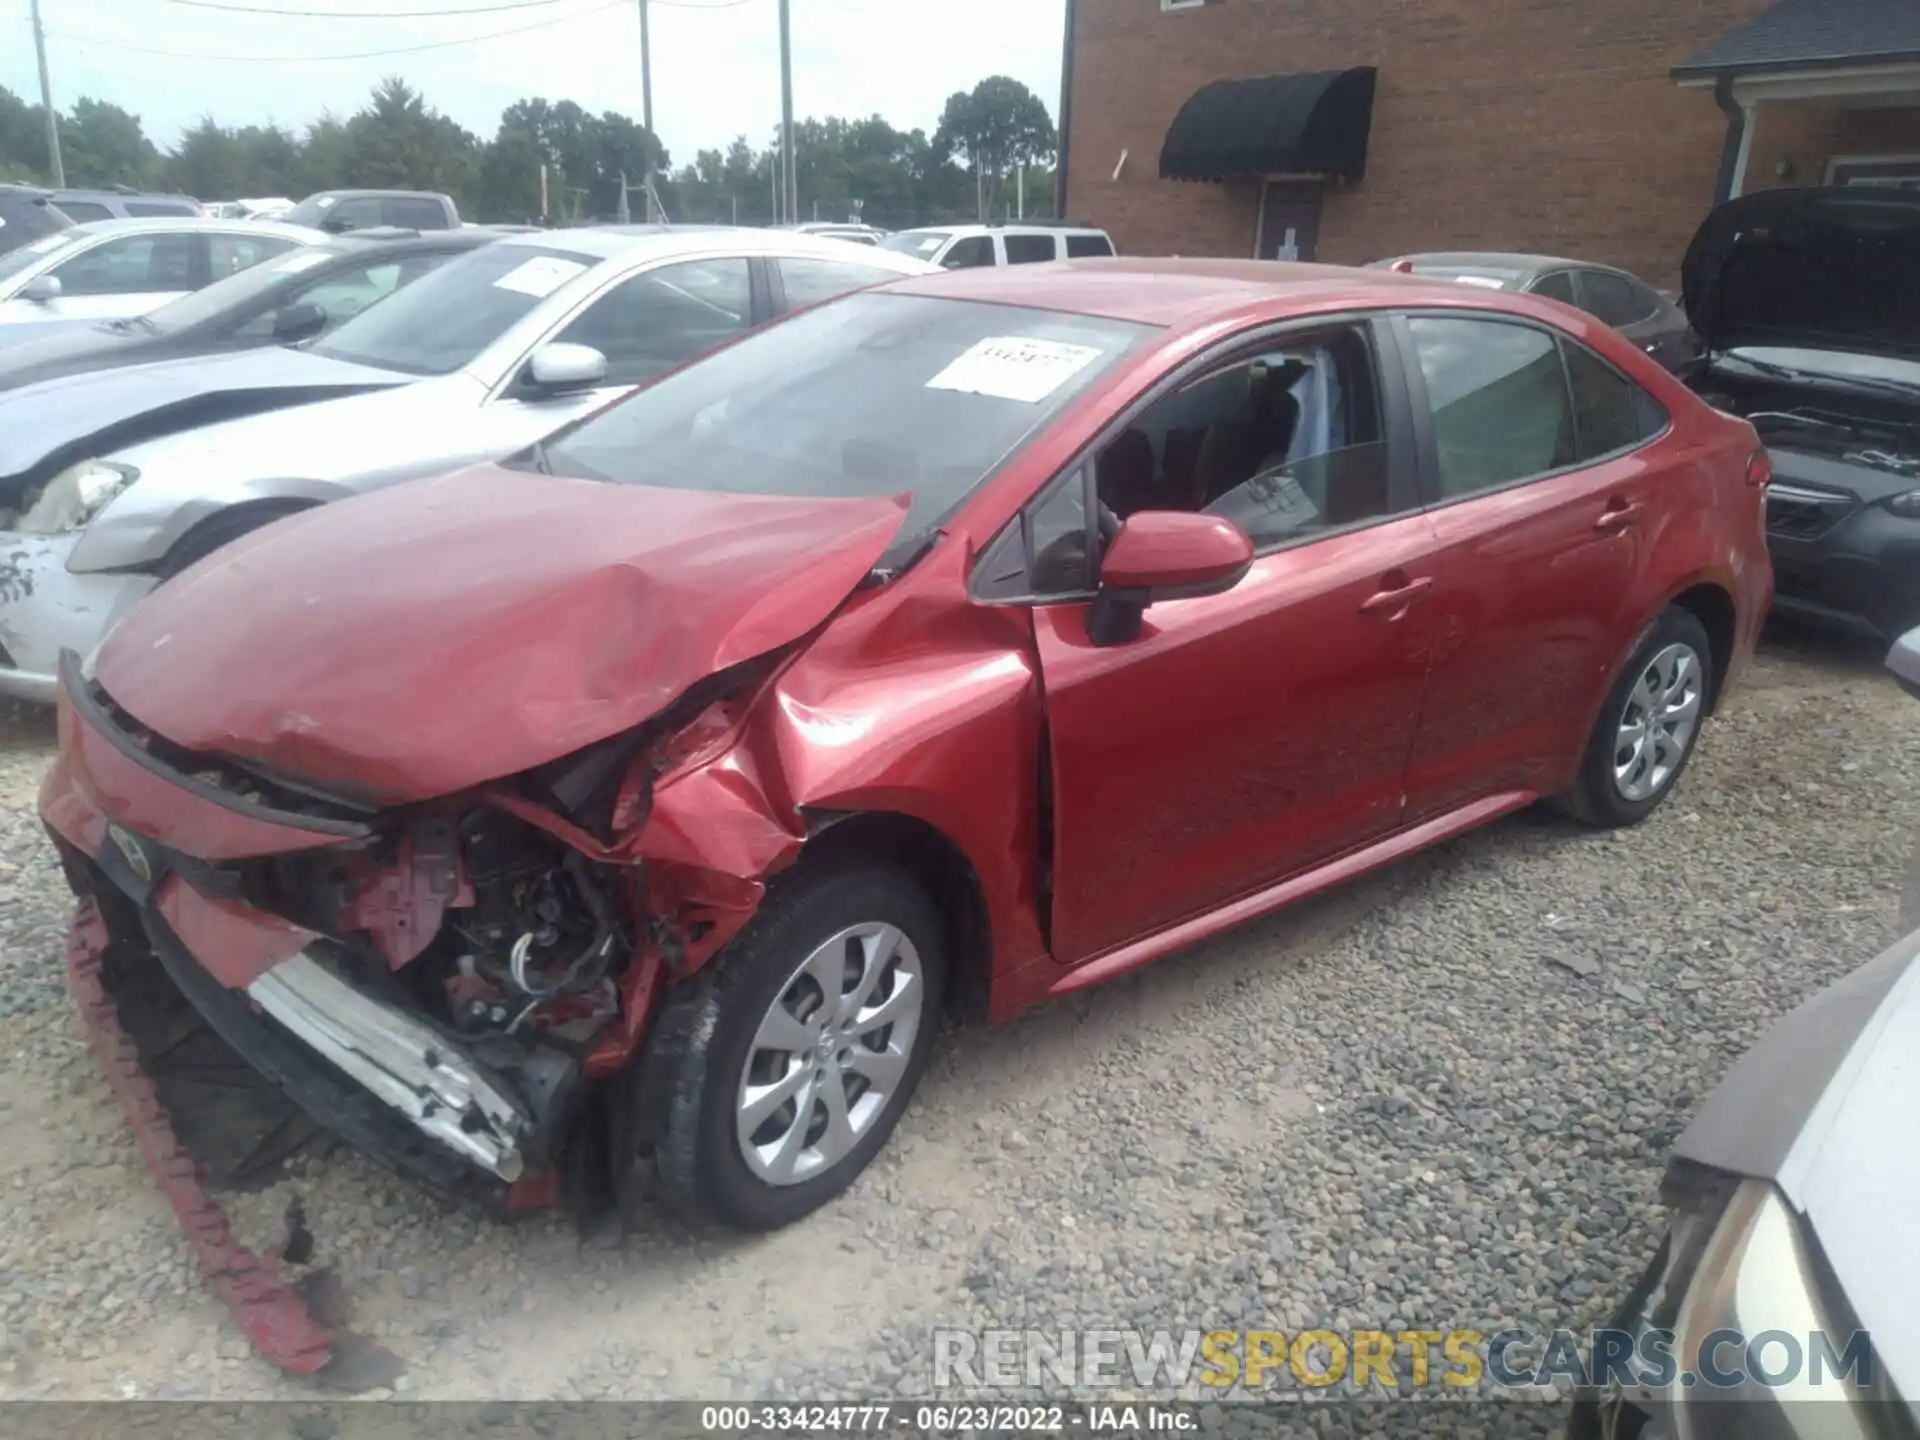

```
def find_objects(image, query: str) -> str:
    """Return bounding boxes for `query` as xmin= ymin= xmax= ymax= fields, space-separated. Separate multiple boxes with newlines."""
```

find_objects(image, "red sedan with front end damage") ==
xmin=41 ymin=259 xmax=1770 ymax=1373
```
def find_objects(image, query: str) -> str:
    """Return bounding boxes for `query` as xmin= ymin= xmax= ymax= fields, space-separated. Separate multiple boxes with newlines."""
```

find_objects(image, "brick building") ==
xmin=1056 ymin=0 xmax=1920 ymax=285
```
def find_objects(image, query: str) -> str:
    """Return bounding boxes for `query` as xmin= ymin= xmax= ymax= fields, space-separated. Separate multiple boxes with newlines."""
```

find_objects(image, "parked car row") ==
xmin=13 ymin=186 xmax=1914 ymax=1427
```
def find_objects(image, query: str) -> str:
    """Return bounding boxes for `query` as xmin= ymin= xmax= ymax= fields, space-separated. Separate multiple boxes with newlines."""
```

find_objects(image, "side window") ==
xmin=995 ymin=326 xmax=1395 ymax=596
xmin=1577 ymin=270 xmax=1656 ymax=328
xmin=124 ymin=201 xmax=195 ymax=218
xmin=1003 ymin=233 xmax=1056 ymax=265
xmin=1531 ymin=271 xmax=1577 ymax=304
xmin=778 ymin=256 xmax=901 ymax=311
xmin=50 ymin=234 xmax=194 ymax=295
xmin=940 ymin=236 xmax=994 ymax=269
xmin=320 ymin=197 xmax=385 ymax=232
xmin=386 ymin=198 xmax=448 ymax=229
xmin=51 ymin=200 xmax=111 ymax=222
xmin=1407 ymin=316 xmax=1575 ymax=499
xmin=552 ymin=257 xmax=752 ymax=386
xmin=1563 ymin=340 xmax=1667 ymax=459
xmin=1065 ymin=233 xmax=1115 ymax=258
xmin=209 ymin=233 xmax=297 ymax=278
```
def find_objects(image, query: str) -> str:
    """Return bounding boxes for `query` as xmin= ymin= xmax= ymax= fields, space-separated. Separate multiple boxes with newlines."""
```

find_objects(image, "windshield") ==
xmin=137 ymin=245 xmax=345 ymax=332
xmin=538 ymin=292 xmax=1154 ymax=542
xmin=0 ymin=230 xmax=77 ymax=287
xmin=309 ymin=243 xmax=596 ymax=375
xmin=879 ymin=230 xmax=950 ymax=259
xmin=1728 ymin=346 xmax=1920 ymax=392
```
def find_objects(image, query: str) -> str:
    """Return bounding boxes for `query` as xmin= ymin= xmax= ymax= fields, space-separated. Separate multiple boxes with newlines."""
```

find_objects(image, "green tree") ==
xmin=340 ymin=77 xmax=480 ymax=204
xmin=60 ymin=98 xmax=159 ymax=188
xmin=934 ymin=75 xmax=1057 ymax=219
xmin=0 ymin=86 xmax=51 ymax=181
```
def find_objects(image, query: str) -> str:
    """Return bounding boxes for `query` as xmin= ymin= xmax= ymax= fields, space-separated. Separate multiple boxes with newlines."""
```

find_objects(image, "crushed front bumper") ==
xmin=44 ymin=657 xmax=582 ymax=1376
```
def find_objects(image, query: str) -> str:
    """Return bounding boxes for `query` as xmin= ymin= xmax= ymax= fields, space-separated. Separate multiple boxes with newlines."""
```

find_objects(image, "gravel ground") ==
xmin=1 ymin=629 xmax=1914 ymax=1424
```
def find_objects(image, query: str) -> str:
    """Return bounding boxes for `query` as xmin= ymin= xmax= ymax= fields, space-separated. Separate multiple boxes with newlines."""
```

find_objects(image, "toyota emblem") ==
xmin=107 ymin=825 xmax=152 ymax=884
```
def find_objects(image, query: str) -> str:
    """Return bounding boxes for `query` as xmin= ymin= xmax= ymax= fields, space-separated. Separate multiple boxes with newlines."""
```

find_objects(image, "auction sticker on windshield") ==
xmin=926 ymin=336 xmax=1106 ymax=404
xmin=492 ymin=255 xmax=588 ymax=299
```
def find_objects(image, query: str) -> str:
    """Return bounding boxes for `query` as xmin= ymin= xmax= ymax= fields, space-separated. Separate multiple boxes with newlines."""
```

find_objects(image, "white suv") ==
xmin=878 ymin=222 xmax=1116 ymax=269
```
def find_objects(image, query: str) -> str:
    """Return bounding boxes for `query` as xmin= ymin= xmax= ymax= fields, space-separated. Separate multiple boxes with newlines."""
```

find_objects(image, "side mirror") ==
xmin=270 ymin=300 xmax=327 ymax=342
xmin=1087 ymin=510 xmax=1254 ymax=646
xmin=523 ymin=342 xmax=608 ymax=394
xmin=19 ymin=274 xmax=61 ymax=303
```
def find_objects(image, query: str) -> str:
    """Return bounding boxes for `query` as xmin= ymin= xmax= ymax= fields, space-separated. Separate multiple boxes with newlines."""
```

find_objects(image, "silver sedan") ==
xmin=0 ymin=216 xmax=327 ymax=334
xmin=0 ymin=226 xmax=936 ymax=700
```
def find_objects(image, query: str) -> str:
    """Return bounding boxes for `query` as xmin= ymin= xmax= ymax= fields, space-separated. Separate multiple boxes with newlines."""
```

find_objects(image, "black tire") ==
xmin=158 ymin=501 xmax=315 ymax=581
xmin=1560 ymin=607 xmax=1714 ymax=828
xmin=647 ymin=859 xmax=947 ymax=1231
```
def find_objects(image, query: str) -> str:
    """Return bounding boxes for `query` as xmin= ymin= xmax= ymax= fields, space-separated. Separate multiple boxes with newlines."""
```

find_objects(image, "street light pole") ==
xmin=777 ymin=0 xmax=795 ymax=224
xmin=638 ymin=0 xmax=655 ymax=220
xmin=29 ymin=0 xmax=65 ymax=187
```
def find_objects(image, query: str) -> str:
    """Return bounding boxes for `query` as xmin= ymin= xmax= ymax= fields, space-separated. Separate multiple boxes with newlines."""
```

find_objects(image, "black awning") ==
xmin=1159 ymin=67 xmax=1377 ymax=184
xmin=1673 ymin=0 xmax=1920 ymax=79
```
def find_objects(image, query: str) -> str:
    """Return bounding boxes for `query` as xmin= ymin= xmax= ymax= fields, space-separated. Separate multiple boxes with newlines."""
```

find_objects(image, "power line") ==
xmin=46 ymin=0 xmax=634 ymax=59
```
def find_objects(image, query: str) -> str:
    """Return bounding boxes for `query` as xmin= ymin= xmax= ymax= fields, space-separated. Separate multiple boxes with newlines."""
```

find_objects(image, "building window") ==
xmin=1827 ymin=156 xmax=1920 ymax=191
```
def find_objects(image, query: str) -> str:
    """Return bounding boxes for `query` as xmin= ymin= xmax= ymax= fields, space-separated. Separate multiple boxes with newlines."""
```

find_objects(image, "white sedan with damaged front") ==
xmin=0 ymin=226 xmax=935 ymax=700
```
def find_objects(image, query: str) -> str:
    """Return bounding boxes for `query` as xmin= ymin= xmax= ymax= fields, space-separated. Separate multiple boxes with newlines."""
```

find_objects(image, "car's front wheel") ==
xmin=648 ymin=859 xmax=947 ymax=1231
xmin=1561 ymin=607 xmax=1713 ymax=827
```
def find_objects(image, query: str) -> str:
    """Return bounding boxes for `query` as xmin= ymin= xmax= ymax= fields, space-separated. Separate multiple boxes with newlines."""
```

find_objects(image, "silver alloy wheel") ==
xmin=1613 ymin=641 xmax=1704 ymax=802
xmin=735 ymin=921 xmax=925 ymax=1186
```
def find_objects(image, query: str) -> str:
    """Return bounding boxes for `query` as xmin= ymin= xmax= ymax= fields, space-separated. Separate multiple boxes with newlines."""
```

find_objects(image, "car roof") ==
xmin=51 ymin=188 xmax=196 ymax=202
xmin=915 ymin=223 xmax=1110 ymax=238
xmin=1383 ymin=251 xmax=1637 ymax=277
xmin=303 ymin=188 xmax=451 ymax=200
xmin=880 ymin=256 xmax=1542 ymax=327
xmin=61 ymin=216 xmax=332 ymax=242
xmin=494 ymin=224 xmax=936 ymax=268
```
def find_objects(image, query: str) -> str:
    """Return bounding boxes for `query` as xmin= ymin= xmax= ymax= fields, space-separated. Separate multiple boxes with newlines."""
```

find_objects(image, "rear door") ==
xmin=1001 ymin=316 xmax=1442 ymax=963
xmin=1395 ymin=311 xmax=1673 ymax=818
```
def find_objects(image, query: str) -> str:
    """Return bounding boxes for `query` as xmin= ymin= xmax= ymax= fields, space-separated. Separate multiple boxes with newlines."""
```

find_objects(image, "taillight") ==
xmin=1745 ymin=448 xmax=1772 ymax=489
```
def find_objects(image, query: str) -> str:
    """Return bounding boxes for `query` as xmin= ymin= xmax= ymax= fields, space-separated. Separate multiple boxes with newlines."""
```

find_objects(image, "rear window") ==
xmin=1412 ymin=264 xmax=1523 ymax=291
xmin=387 ymin=198 xmax=449 ymax=229
xmin=1003 ymin=234 xmax=1056 ymax=265
xmin=538 ymin=291 xmax=1156 ymax=550
xmin=51 ymin=200 xmax=112 ymax=222
xmin=1066 ymin=233 xmax=1115 ymax=258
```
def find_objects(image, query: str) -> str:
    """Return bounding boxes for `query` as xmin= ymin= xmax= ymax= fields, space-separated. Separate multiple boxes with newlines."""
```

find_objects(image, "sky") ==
xmin=8 ymin=0 xmax=1067 ymax=164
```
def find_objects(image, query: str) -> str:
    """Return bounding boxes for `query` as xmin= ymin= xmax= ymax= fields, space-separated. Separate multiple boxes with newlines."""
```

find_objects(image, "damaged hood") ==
xmin=1673 ymin=928 xmax=1920 ymax=1402
xmin=0 ymin=346 xmax=408 ymax=493
xmin=93 ymin=464 xmax=909 ymax=805
xmin=1682 ymin=185 xmax=1920 ymax=360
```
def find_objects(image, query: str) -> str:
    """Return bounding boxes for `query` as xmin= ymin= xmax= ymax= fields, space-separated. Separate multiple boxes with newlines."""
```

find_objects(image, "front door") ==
xmin=1257 ymin=180 xmax=1324 ymax=262
xmin=1028 ymin=319 xmax=1439 ymax=965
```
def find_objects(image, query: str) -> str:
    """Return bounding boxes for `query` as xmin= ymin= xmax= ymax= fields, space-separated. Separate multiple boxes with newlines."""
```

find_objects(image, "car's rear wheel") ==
xmin=1561 ymin=608 xmax=1713 ymax=828
xmin=648 ymin=860 xmax=946 ymax=1231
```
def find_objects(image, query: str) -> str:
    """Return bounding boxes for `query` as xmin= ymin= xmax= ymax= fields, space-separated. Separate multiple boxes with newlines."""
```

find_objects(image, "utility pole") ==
xmin=638 ymin=0 xmax=655 ymax=221
xmin=777 ymin=0 xmax=795 ymax=224
xmin=29 ymin=0 xmax=64 ymax=187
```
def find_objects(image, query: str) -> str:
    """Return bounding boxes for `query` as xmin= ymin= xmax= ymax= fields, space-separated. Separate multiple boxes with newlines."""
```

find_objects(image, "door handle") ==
xmin=1595 ymin=500 xmax=1643 ymax=531
xmin=1359 ymin=574 xmax=1433 ymax=615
